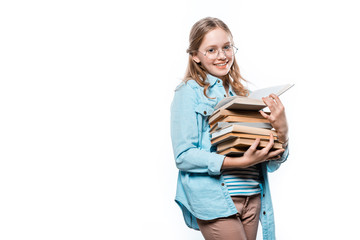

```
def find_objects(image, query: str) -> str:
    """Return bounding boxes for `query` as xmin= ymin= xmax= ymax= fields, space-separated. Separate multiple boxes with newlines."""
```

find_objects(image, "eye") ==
xmin=207 ymin=48 xmax=216 ymax=53
xmin=223 ymin=45 xmax=231 ymax=50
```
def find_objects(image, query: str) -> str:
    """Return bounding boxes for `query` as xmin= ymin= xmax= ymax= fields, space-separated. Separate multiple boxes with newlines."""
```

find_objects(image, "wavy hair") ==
xmin=184 ymin=17 xmax=248 ymax=98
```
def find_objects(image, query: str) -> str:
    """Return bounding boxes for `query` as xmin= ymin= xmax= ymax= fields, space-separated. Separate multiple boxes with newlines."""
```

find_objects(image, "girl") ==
xmin=170 ymin=17 xmax=289 ymax=240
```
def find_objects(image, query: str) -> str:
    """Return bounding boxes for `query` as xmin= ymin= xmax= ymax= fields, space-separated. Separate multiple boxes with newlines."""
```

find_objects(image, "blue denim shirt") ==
xmin=170 ymin=74 xmax=289 ymax=240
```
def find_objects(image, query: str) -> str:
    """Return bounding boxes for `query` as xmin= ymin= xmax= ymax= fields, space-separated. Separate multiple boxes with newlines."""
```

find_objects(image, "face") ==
xmin=192 ymin=27 xmax=234 ymax=79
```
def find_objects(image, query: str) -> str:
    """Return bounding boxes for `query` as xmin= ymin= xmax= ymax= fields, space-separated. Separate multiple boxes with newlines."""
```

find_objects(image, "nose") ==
xmin=217 ymin=50 xmax=227 ymax=59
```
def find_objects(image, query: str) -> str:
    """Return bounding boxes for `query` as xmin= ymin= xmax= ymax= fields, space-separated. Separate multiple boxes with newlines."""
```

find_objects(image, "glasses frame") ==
xmin=198 ymin=45 xmax=238 ymax=60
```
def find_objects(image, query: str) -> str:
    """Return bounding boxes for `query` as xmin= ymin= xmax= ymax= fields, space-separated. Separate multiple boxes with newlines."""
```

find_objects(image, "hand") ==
xmin=221 ymin=134 xmax=285 ymax=169
xmin=260 ymin=94 xmax=289 ymax=144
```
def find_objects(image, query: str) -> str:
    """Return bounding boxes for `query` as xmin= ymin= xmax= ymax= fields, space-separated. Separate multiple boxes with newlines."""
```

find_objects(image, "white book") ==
xmin=210 ymin=122 xmax=273 ymax=133
xmin=215 ymin=83 xmax=294 ymax=111
xmin=248 ymin=84 xmax=294 ymax=99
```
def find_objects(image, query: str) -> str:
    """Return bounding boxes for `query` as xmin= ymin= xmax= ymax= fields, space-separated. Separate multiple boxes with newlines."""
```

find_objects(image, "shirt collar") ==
xmin=206 ymin=74 xmax=220 ymax=87
xmin=206 ymin=73 xmax=236 ymax=96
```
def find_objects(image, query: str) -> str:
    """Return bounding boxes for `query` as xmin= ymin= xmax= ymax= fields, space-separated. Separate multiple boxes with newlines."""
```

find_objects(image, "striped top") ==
xmin=223 ymin=165 xmax=261 ymax=196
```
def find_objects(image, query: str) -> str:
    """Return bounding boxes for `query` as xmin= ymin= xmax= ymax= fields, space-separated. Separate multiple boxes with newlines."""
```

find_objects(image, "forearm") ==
xmin=221 ymin=156 xmax=249 ymax=170
xmin=277 ymin=128 xmax=289 ymax=148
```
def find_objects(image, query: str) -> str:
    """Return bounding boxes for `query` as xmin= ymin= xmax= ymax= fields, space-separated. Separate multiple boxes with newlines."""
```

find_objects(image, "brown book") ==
xmin=217 ymin=147 xmax=247 ymax=156
xmin=209 ymin=109 xmax=269 ymax=125
xmin=211 ymin=132 xmax=278 ymax=146
xmin=226 ymin=115 xmax=269 ymax=122
xmin=217 ymin=137 xmax=283 ymax=152
xmin=214 ymin=115 xmax=270 ymax=125
xmin=211 ymin=124 xmax=278 ymax=139
xmin=215 ymin=96 xmax=267 ymax=111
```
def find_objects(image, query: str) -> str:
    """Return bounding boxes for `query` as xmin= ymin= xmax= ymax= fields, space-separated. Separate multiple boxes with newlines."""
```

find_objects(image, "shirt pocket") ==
xmin=194 ymin=103 xmax=214 ymax=132
xmin=194 ymin=104 xmax=214 ymax=150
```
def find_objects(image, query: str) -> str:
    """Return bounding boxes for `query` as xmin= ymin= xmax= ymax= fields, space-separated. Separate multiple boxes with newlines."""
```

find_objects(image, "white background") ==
xmin=1 ymin=0 xmax=359 ymax=239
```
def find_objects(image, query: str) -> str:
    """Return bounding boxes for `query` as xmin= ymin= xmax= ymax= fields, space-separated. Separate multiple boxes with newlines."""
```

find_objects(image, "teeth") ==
xmin=216 ymin=63 xmax=227 ymax=66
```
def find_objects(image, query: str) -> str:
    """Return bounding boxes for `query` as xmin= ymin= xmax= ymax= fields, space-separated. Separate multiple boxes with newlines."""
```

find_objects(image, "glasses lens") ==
xmin=205 ymin=46 xmax=237 ymax=59
xmin=224 ymin=46 xmax=237 ymax=57
xmin=206 ymin=50 xmax=218 ymax=59
xmin=232 ymin=46 xmax=238 ymax=55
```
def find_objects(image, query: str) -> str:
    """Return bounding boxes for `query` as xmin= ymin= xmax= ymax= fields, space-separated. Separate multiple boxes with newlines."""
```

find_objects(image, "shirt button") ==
xmin=221 ymin=183 xmax=225 ymax=186
xmin=203 ymin=111 xmax=207 ymax=115
xmin=263 ymin=194 xmax=265 ymax=198
xmin=224 ymin=94 xmax=226 ymax=97
xmin=217 ymin=80 xmax=220 ymax=83
xmin=263 ymin=211 xmax=266 ymax=215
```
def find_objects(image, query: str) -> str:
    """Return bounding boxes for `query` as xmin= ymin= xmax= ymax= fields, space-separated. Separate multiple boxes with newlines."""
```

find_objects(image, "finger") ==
xmin=262 ymin=97 xmax=276 ymax=112
xmin=267 ymin=155 xmax=281 ymax=161
xmin=248 ymin=138 xmax=261 ymax=151
xmin=267 ymin=148 xmax=285 ymax=159
xmin=263 ymin=134 xmax=275 ymax=152
xmin=269 ymin=94 xmax=285 ymax=109
xmin=259 ymin=110 xmax=270 ymax=119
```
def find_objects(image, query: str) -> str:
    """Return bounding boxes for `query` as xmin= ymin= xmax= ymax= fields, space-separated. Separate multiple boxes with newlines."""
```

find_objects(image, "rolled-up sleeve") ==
xmin=266 ymin=144 xmax=289 ymax=172
xmin=170 ymin=84 xmax=225 ymax=175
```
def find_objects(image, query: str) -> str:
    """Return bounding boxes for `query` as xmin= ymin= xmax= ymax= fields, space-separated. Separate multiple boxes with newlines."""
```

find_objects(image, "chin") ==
xmin=210 ymin=69 xmax=230 ymax=78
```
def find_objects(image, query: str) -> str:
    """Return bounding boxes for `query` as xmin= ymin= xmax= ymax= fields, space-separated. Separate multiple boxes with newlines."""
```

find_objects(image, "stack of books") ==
xmin=210 ymin=84 xmax=294 ymax=156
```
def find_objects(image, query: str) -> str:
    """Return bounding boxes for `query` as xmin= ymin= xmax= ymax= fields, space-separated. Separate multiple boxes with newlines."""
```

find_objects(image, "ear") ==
xmin=192 ymin=55 xmax=200 ymax=64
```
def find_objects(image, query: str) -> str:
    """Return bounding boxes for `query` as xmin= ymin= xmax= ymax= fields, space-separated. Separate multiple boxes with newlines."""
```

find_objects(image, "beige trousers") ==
xmin=196 ymin=194 xmax=261 ymax=240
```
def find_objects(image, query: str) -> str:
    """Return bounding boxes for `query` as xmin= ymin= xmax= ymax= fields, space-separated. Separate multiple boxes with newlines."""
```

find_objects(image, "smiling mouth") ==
xmin=215 ymin=61 xmax=228 ymax=67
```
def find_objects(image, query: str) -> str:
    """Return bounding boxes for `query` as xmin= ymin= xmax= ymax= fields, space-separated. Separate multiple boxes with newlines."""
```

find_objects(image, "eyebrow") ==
xmin=205 ymin=42 xmax=232 ymax=48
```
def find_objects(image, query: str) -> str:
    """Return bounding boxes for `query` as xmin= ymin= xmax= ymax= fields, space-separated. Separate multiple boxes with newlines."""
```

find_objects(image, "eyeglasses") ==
xmin=198 ymin=45 xmax=238 ymax=60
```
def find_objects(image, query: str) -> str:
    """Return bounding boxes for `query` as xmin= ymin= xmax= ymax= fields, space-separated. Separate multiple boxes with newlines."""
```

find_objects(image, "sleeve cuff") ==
xmin=277 ymin=144 xmax=289 ymax=163
xmin=208 ymin=153 xmax=226 ymax=176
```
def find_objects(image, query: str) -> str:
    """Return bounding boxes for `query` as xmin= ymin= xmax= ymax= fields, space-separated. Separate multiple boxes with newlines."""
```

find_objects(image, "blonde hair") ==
xmin=184 ymin=17 xmax=248 ymax=98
